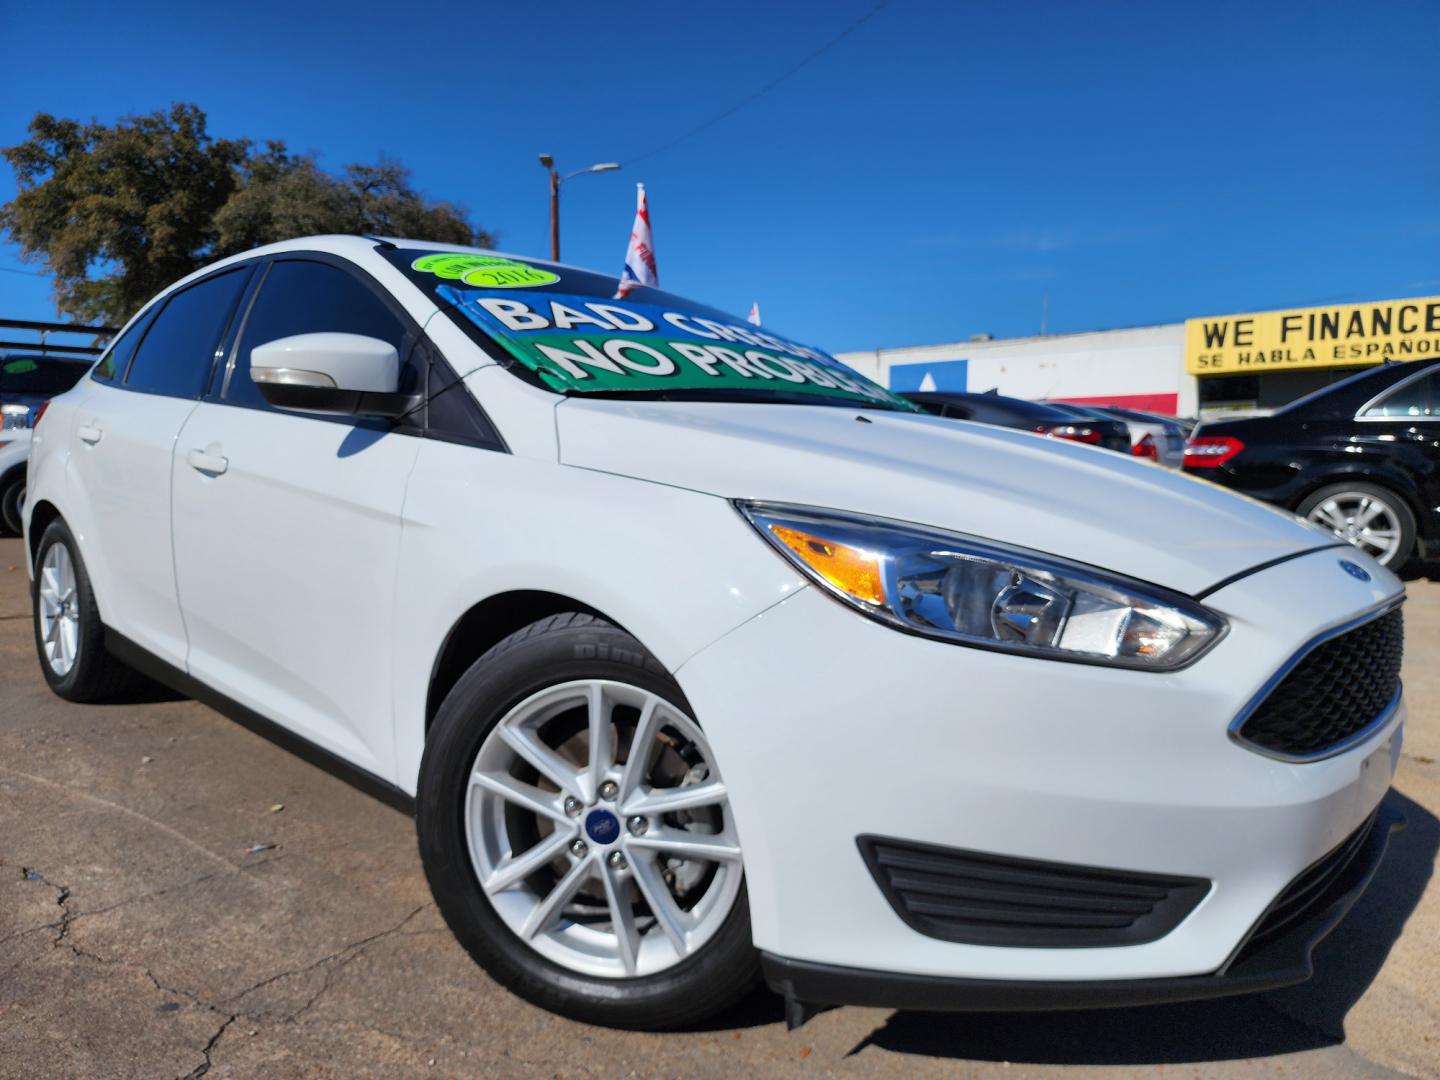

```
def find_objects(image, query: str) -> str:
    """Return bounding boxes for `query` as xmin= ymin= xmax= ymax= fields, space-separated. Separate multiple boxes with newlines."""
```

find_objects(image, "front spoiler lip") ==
xmin=762 ymin=801 xmax=1403 ymax=1023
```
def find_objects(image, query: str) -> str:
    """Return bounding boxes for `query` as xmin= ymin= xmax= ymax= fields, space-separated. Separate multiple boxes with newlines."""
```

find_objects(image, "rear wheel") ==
xmin=32 ymin=519 xmax=148 ymax=702
xmin=417 ymin=613 xmax=758 ymax=1029
xmin=1298 ymin=482 xmax=1416 ymax=569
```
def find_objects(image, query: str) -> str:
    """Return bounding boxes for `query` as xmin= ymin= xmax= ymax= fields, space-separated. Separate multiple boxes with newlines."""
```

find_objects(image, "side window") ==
xmin=941 ymin=403 xmax=973 ymax=420
xmin=226 ymin=259 xmax=412 ymax=409
xmin=92 ymin=308 xmax=157 ymax=383
xmin=1363 ymin=374 xmax=1435 ymax=418
xmin=125 ymin=269 xmax=250 ymax=398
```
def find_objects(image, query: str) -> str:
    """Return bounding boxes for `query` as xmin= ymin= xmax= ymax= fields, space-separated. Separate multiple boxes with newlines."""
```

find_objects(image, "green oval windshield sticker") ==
xmin=411 ymin=254 xmax=559 ymax=289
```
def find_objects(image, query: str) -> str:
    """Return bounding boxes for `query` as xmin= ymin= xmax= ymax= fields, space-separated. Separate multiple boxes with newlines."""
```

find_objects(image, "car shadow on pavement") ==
xmin=1397 ymin=556 xmax=1440 ymax=583
xmin=845 ymin=788 xmax=1435 ymax=1066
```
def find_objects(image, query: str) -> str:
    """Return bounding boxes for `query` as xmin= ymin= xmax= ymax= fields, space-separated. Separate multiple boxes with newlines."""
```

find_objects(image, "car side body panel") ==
xmin=389 ymin=377 xmax=806 ymax=794
xmin=171 ymin=402 xmax=421 ymax=779
xmin=57 ymin=378 xmax=198 ymax=666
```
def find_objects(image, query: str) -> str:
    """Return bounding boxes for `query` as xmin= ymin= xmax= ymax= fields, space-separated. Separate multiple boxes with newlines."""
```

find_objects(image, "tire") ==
xmin=1297 ymin=482 xmax=1417 ymax=569
xmin=32 ymin=518 xmax=148 ymax=702
xmin=417 ymin=613 xmax=759 ymax=1030
xmin=0 ymin=471 xmax=22 ymax=537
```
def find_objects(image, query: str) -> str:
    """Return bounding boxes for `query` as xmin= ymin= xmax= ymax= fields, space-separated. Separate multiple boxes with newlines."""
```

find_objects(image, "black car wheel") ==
xmin=0 ymin=472 xmax=23 ymax=536
xmin=1297 ymin=482 xmax=1416 ymax=569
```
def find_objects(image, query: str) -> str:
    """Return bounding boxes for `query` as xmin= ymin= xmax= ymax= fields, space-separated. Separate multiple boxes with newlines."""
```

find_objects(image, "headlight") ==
xmin=738 ymin=502 xmax=1225 ymax=670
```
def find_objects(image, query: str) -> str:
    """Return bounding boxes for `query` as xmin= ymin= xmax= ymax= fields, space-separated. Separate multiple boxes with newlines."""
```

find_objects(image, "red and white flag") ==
xmin=747 ymin=303 xmax=761 ymax=326
xmin=616 ymin=183 xmax=657 ymax=298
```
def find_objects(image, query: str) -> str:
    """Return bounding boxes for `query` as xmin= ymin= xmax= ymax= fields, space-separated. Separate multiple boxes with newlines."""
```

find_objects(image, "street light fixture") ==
xmin=538 ymin=155 xmax=622 ymax=262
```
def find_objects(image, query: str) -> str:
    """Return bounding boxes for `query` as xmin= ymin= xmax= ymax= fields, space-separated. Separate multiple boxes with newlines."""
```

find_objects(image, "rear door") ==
xmin=68 ymin=266 xmax=252 ymax=666
xmin=169 ymin=256 xmax=426 ymax=778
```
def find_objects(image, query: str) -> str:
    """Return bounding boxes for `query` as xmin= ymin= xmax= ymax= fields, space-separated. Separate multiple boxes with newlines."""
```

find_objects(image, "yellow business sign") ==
xmin=1186 ymin=296 xmax=1440 ymax=375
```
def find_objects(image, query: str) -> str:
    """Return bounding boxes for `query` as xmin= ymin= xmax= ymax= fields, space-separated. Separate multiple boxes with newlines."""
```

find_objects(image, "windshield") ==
xmin=384 ymin=249 xmax=916 ymax=412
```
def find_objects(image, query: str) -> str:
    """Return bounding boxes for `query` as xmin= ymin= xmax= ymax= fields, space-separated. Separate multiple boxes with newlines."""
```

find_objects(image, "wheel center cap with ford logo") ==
xmin=585 ymin=808 xmax=621 ymax=845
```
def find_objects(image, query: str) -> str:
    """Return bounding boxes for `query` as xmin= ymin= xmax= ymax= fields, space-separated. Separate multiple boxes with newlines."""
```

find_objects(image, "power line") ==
xmin=0 ymin=265 xmax=46 ymax=278
xmin=622 ymin=0 xmax=893 ymax=167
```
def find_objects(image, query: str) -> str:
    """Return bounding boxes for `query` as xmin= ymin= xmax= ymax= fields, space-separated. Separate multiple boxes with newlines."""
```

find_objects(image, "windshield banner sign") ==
xmin=437 ymin=286 xmax=902 ymax=405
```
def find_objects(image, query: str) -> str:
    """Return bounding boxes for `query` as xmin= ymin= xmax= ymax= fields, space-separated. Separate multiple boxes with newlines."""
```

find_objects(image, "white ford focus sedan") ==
xmin=25 ymin=236 xmax=1405 ymax=1029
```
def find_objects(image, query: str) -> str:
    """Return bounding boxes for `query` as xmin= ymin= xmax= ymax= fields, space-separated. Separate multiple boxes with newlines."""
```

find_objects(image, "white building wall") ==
xmin=838 ymin=323 xmax=1197 ymax=416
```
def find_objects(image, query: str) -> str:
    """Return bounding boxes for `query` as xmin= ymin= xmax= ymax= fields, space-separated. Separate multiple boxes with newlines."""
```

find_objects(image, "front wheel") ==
xmin=417 ymin=613 xmax=759 ymax=1030
xmin=1298 ymin=482 xmax=1416 ymax=569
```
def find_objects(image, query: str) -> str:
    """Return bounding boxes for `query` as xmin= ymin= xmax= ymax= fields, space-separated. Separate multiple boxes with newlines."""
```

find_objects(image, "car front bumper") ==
xmin=761 ymin=800 xmax=1403 ymax=1021
xmin=675 ymin=545 xmax=1404 ymax=997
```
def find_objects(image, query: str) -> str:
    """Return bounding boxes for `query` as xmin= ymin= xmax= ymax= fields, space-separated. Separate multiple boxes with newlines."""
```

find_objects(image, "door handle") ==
xmin=77 ymin=425 xmax=103 ymax=446
xmin=187 ymin=448 xmax=229 ymax=478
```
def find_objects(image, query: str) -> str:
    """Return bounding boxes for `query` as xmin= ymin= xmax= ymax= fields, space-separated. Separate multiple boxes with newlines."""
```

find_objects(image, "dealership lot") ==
xmin=0 ymin=535 xmax=1436 ymax=1079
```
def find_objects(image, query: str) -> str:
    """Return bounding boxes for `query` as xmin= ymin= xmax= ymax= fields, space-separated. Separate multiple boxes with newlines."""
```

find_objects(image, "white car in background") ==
xmin=1097 ymin=406 xmax=1190 ymax=468
xmin=23 ymin=236 xmax=1406 ymax=1030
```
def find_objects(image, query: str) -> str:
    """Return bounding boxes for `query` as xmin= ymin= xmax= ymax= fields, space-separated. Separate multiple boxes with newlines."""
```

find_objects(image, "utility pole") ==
xmin=538 ymin=155 xmax=622 ymax=263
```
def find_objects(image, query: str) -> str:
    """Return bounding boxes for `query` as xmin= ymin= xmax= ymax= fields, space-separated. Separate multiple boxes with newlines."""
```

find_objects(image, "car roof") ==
xmin=182 ymin=234 xmax=577 ymax=287
xmin=1279 ymin=358 xmax=1440 ymax=417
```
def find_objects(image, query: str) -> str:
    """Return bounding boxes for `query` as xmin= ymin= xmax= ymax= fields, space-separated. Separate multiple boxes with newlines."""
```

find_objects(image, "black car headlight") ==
xmin=739 ymin=502 xmax=1225 ymax=671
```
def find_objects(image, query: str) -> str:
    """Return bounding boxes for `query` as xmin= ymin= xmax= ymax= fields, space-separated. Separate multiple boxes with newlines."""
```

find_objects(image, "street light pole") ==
xmin=538 ymin=155 xmax=621 ymax=263
xmin=548 ymin=165 xmax=560 ymax=262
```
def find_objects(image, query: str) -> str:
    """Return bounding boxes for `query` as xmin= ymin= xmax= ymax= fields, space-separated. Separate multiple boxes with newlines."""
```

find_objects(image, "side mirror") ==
xmin=250 ymin=333 xmax=418 ymax=418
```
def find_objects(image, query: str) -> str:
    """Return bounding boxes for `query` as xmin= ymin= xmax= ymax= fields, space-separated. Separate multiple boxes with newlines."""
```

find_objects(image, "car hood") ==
xmin=555 ymin=400 xmax=1330 ymax=596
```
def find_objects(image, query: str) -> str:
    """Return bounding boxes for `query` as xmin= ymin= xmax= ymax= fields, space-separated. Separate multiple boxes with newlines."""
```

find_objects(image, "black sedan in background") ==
xmin=901 ymin=391 xmax=1132 ymax=453
xmin=1184 ymin=359 xmax=1440 ymax=568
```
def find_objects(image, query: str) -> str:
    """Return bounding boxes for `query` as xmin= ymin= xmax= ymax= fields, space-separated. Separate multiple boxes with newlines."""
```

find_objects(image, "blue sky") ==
xmin=0 ymin=0 xmax=1435 ymax=351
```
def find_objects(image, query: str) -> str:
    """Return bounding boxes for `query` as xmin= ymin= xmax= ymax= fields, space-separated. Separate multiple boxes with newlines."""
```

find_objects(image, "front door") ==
xmin=169 ymin=257 xmax=423 ymax=779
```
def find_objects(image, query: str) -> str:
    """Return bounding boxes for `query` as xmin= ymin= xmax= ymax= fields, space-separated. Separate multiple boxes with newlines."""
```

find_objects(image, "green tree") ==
xmin=2 ymin=104 xmax=492 ymax=324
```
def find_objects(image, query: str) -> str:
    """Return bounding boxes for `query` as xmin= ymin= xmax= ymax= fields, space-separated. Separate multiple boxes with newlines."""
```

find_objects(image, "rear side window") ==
xmin=126 ymin=269 xmax=250 ymax=398
xmin=226 ymin=259 xmax=412 ymax=408
xmin=93 ymin=309 xmax=157 ymax=383
xmin=1363 ymin=373 xmax=1437 ymax=418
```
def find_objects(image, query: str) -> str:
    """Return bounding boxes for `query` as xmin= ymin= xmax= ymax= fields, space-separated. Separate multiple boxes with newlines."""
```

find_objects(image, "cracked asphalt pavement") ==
xmin=0 ymin=536 xmax=1437 ymax=1078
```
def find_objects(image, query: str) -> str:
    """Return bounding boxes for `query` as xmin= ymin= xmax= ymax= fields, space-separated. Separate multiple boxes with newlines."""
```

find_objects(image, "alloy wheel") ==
xmin=465 ymin=679 xmax=742 ymax=979
xmin=1305 ymin=493 xmax=1402 ymax=564
xmin=37 ymin=542 xmax=80 ymax=677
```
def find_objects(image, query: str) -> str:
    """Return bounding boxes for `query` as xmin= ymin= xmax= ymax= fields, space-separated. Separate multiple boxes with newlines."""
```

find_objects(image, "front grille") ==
xmin=1228 ymin=808 xmax=1380 ymax=969
xmin=859 ymin=836 xmax=1210 ymax=948
xmin=1236 ymin=607 xmax=1403 ymax=760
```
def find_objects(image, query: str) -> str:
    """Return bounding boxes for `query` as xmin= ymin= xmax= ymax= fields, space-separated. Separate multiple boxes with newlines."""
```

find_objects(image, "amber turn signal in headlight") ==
xmin=767 ymin=525 xmax=886 ymax=606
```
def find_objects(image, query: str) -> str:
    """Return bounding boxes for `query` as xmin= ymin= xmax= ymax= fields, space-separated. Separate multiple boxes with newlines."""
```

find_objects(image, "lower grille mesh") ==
xmin=859 ymin=836 xmax=1211 ymax=948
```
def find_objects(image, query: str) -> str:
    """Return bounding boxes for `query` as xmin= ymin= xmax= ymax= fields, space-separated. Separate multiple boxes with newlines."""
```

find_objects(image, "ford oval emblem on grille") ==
xmin=1339 ymin=559 xmax=1371 ymax=583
